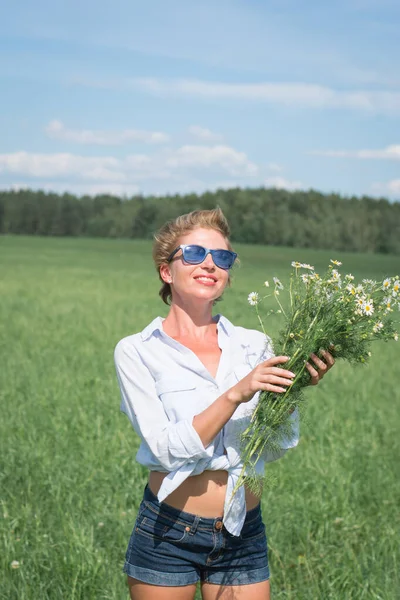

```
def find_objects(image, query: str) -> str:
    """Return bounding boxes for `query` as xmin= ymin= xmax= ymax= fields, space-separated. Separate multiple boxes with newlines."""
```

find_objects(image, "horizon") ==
xmin=1 ymin=1 xmax=399 ymax=201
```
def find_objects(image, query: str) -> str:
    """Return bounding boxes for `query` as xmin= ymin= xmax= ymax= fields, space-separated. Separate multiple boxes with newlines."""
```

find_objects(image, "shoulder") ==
xmin=114 ymin=332 xmax=143 ymax=365
xmin=114 ymin=316 xmax=163 ymax=364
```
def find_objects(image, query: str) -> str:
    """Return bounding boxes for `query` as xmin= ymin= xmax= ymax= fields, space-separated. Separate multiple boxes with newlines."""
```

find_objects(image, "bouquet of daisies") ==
xmin=234 ymin=260 xmax=399 ymax=496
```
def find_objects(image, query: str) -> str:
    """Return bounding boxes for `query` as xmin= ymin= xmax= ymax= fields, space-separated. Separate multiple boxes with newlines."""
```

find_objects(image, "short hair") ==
xmin=152 ymin=207 xmax=236 ymax=305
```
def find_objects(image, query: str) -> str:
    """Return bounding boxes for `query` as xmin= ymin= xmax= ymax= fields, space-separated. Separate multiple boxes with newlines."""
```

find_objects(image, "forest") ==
xmin=1 ymin=187 xmax=400 ymax=254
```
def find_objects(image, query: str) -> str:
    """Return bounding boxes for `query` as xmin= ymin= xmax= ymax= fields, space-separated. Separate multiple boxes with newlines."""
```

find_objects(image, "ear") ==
xmin=159 ymin=262 xmax=172 ymax=284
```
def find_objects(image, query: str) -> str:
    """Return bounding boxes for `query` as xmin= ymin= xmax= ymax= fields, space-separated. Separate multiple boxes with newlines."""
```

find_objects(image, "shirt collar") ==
xmin=140 ymin=313 xmax=235 ymax=342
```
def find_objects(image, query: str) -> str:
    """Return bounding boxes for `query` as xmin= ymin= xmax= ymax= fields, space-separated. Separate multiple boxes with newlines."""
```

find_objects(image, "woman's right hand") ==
xmin=227 ymin=356 xmax=296 ymax=405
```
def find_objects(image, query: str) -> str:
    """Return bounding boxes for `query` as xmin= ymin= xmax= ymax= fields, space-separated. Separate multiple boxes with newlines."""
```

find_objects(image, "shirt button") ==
xmin=215 ymin=520 xmax=223 ymax=530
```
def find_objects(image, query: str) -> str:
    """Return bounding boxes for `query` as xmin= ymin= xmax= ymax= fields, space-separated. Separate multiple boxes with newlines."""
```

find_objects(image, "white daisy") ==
xmin=362 ymin=300 xmax=374 ymax=316
xmin=394 ymin=333 xmax=399 ymax=342
xmin=264 ymin=280 xmax=270 ymax=287
xmin=301 ymin=263 xmax=314 ymax=270
xmin=301 ymin=274 xmax=310 ymax=284
xmin=273 ymin=277 xmax=284 ymax=289
xmin=291 ymin=261 xmax=302 ymax=268
xmin=248 ymin=292 xmax=259 ymax=306
xmin=373 ymin=321 xmax=384 ymax=333
xmin=392 ymin=280 xmax=400 ymax=295
xmin=382 ymin=278 xmax=391 ymax=290
xmin=383 ymin=296 xmax=392 ymax=310
xmin=11 ymin=561 xmax=20 ymax=569
xmin=345 ymin=274 xmax=355 ymax=281
xmin=330 ymin=259 xmax=342 ymax=266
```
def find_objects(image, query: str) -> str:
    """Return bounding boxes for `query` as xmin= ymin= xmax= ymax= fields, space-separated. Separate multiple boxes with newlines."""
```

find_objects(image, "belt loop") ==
xmin=190 ymin=515 xmax=200 ymax=535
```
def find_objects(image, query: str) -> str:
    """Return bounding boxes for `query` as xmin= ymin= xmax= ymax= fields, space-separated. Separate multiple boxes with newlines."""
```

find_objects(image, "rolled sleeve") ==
xmin=114 ymin=339 xmax=208 ymax=471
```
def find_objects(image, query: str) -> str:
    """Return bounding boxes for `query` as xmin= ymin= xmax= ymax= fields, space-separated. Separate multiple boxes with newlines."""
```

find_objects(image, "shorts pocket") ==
xmin=239 ymin=513 xmax=266 ymax=544
xmin=135 ymin=508 xmax=189 ymax=543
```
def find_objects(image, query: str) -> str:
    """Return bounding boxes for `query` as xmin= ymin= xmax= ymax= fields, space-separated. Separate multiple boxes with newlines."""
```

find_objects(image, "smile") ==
xmin=194 ymin=276 xmax=217 ymax=284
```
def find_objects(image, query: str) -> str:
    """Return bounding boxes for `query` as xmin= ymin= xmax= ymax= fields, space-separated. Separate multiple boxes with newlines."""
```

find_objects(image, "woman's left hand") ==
xmin=306 ymin=349 xmax=335 ymax=385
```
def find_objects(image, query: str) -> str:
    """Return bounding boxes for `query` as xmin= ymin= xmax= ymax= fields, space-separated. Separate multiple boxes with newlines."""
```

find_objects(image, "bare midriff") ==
xmin=152 ymin=322 xmax=260 ymax=516
xmin=148 ymin=470 xmax=261 ymax=517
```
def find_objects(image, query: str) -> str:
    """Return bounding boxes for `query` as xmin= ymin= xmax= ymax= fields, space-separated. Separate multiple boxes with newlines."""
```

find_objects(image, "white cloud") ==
xmin=166 ymin=145 xmax=258 ymax=176
xmin=0 ymin=151 xmax=124 ymax=181
xmin=188 ymin=126 xmax=223 ymax=142
xmin=264 ymin=176 xmax=304 ymax=190
xmin=372 ymin=179 xmax=400 ymax=197
xmin=311 ymin=144 xmax=400 ymax=160
xmin=0 ymin=144 xmax=258 ymax=189
xmin=45 ymin=119 xmax=170 ymax=145
xmin=126 ymin=78 xmax=400 ymax=114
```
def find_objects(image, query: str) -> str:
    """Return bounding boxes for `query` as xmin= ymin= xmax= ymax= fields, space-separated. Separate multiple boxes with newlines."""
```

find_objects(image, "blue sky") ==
xmin=1 ymin=0 xmax=399 ymax=199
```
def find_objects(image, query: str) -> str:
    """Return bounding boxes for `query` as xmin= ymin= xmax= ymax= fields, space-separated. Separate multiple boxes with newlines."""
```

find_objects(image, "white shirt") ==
xmin=114 ymin=313 xmax=299 ymax=536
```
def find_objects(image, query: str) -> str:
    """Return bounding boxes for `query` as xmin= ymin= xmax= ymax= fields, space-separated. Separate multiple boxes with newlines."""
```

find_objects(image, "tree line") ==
xmin=1 ymin=187 xmax=400 ymax=254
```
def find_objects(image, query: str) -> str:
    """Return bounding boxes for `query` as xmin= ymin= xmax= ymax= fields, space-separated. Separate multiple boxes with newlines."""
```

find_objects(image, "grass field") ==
xmin=1 ymin=235 xmax=399 ymax=600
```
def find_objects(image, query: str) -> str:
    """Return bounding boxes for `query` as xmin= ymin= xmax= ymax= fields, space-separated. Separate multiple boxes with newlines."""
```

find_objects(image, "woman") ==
xmin=114 ymin=208 xmax=334 ymax=600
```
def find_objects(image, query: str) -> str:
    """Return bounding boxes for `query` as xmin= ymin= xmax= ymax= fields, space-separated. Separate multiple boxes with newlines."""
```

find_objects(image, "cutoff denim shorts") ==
xmin=123 ymin=484 xmax=270 ymax=587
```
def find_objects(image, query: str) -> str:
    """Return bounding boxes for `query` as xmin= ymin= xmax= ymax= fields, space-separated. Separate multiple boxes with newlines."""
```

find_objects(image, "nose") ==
xmin=202 ymin=251 xmax=216 ymax=269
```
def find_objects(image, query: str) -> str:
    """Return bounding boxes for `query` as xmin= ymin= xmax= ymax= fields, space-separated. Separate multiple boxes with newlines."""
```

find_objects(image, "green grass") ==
xmin=1 ymin=235 xmax=399 ymax=600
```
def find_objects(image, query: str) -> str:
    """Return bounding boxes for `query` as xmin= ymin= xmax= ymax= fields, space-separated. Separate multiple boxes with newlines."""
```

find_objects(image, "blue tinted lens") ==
xmin=212 ymin=249 xmax=235 ymax=269
xmin=183 ymin=245 xmax=206 ymax=263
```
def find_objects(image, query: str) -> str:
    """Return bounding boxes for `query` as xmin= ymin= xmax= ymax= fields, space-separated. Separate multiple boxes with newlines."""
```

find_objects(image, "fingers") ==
xmin=320 ymin=349 xmax=335 ymax=367
xmin=262 ymin=355 xmax=291 ymax=366
xmin=263 ymin=384 xmax=287 ymax=393
xmin=305 ymin=361 xmax=319 ymax=385
xmin=267 ymin=367 xmax=296 ymax=378
xmin=309 ymin=352 xmax=328 ymax=373
xmin=263 ymin=375 xmax=295 ymax=387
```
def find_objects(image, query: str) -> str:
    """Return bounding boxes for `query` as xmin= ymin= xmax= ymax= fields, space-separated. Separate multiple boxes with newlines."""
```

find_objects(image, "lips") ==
xmin=194 ymin=275 xmax=218 ymax=284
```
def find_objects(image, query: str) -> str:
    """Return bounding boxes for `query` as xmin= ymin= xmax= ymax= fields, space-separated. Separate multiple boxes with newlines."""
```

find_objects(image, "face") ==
xmin=160 ymin=227 xmax=231 ymax=306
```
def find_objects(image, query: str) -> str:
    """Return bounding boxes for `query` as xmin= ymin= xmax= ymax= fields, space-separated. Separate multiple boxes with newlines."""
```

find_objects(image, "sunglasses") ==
xmin=167 ymin=244 xmax=237 ymax=270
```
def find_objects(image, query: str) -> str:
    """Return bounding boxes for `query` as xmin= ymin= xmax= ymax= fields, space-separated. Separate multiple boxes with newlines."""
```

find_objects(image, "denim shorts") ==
xmin=123 ymin=484 xmax=270 ymax=587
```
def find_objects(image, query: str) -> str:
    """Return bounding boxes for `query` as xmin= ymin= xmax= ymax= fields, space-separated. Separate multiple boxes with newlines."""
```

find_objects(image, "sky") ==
xmin=0 ymin=0 xmax=399 ymax=199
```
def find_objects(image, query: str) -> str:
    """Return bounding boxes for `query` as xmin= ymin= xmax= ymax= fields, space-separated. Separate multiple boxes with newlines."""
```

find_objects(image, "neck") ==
xmin=162 ymin=301 xmax=218 ymax=340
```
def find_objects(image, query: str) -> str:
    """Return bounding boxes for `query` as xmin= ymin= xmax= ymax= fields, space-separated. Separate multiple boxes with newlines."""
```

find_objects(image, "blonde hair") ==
xmin=152 ymin=207 xmax=236 ymax=305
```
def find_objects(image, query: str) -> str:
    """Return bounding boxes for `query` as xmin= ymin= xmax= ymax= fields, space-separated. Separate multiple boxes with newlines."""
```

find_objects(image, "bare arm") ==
xmin=192 ymin=355 xmax=295 ymax=448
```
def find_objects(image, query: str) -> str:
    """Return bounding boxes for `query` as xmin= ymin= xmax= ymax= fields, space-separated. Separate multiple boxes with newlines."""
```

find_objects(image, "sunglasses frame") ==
xmin=167 ymin=244 xmax=237 ymax=270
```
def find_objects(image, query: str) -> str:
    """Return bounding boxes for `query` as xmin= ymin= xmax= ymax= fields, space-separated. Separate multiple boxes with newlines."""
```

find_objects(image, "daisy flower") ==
xmin=301 ymin=263 xmax=314 ymax=270
xmin=362 ymin=300 xmax=374 ymax=316
xmin=273 ymin=277 xmax=284 ymax=289
xmin=382 ymin=278 xmax=391 ymax=290
xmin=392 ymin=280 xmax=400 ymax=295
xmin=345 ymin=274 xmax=355 ymax=281
xmin=383 ymin=296 xmax=392 ymax=310
xmin=330 ymin=259 xmax=342 ymax=266
xmin=291 ymin=261 xmax=302 ymax=268
xmin=301 ymin=274 xmax=310 ymax=284
xmin=264 ymin=280 xmax=270 ymax=287
xmin=248 ymin=292 xmax=259 ymax=306
xmin=394 ymin=333 xmax=399 ymax=342
xmin=373 ymin=322 xmax=384 ymax=333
